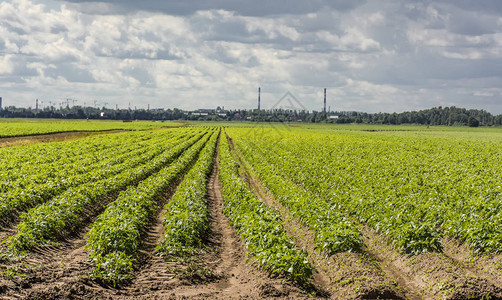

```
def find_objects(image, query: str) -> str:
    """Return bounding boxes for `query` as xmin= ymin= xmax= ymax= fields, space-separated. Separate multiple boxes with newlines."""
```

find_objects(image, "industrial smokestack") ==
xmin=36 ymin=99 xmax=39 ymax=111
xmin=323 ymin=88 xmax=326 ymax=112
xmin=0 ymin=97 xmax=2 ymax=111
xmin=258 ymin=87 xmax=261 ymax=110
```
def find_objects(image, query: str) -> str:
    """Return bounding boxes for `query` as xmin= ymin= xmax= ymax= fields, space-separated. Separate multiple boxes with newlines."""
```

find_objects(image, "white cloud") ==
xmin=0 ymin=0 xmax=502 ymax=114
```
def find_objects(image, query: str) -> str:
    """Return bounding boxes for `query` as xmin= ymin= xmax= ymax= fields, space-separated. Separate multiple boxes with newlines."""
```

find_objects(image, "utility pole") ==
xmin=258 ymin=87 xmax=261 ymax=110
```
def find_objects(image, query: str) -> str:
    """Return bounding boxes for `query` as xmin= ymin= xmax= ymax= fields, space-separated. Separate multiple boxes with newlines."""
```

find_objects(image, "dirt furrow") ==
xmin=0 ymin=227 xmax=107 ymax=300
xmin=358 ymin=222 xmax=502 ymax=299
xmin=124 ymin=189 xmax=182 ymax=298
xmin=0 ymin=192 xmax=132 ymax=299
xmin=442 ymin=237 xmax=502 ymax=292
xmin=129 ymin=138 xmax=309 ymax=299
xmin=244 ymin=165 xmax=405 ymax=299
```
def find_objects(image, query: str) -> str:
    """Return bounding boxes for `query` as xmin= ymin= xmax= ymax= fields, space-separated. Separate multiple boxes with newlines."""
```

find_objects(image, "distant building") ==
xmin=197 ymin=109 xmax=215 ymax=114
xmin=328 ymin=115 xmax=339 ymax=120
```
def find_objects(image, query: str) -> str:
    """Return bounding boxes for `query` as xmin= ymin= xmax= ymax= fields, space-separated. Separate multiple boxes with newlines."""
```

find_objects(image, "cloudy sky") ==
xmin=1 ymin=0 xmax=502 ymax=114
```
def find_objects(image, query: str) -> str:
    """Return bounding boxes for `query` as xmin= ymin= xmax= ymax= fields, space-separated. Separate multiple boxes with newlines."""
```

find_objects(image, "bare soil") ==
xmin=442 ymin=237 xmax=502 ymax=287
xmin=0 ymin=130 xmax=125 ymax=148
xmin=359 ymin=223 xmax=502 ymax=299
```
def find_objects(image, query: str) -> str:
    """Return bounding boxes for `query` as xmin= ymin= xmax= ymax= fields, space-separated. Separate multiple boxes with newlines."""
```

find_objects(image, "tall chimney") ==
xmin=258 ymin=87 xmax=261 ymax=110
xmin=323 ymin=88 xmax=326 ymax=112
xmin=0 ymin=97 xmax=2 ymax=111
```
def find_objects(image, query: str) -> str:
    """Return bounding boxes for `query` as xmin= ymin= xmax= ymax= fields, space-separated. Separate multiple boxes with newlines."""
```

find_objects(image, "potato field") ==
xmin=1 ymin=121 xmax=502 ymax=299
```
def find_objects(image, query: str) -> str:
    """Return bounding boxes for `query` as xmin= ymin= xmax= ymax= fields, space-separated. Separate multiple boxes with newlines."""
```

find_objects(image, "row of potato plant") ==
xmin=0 ymin=132 xmax=184 ymax=221
xmin=231 ymin=128 xmax=443 ymax=254
xmin=156 ymin=130 xmax=219 ymax=256
xmin=7 ymin=130 xmax=206 ymax=251
xmin=85 ymin=130 xmax=214 ymax=281
xmin=217 ymin=133 xmax=314 ymax=282
xmin=231 ymin=127 xmax=502 ymax=254
xmin=229 ymin=134 xmax=363 ymax=255
xmin=0 ymin=129 xmax=154 ymax=177
xmin=0 ymin=130 xmax=178 ymax=190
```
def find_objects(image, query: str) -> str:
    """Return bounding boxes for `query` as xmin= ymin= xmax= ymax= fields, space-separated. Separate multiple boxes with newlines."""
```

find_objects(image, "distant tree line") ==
xmin=1 ymin=105 xmax=501 ymax=127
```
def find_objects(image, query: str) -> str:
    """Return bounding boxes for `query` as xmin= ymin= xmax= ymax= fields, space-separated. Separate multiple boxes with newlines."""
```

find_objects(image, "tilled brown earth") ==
xmin=0 ymin=130 xmax=126 ymax=148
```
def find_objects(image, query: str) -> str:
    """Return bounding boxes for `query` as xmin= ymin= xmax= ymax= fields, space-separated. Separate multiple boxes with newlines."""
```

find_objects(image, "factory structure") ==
xmin=256 ymin=87 xmax=330 ymax=113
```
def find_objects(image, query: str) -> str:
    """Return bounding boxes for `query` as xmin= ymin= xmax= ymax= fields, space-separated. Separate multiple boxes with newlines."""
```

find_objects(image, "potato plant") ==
xmin=8 ymin=130 xmax=206 ymax=251
xmin=218 ymin=133 xmax=314 ymax=283
xmin=156 ymin=131 xmax=218 ymax=256
xmin=85 ymin=131 xmax=215 ymax=281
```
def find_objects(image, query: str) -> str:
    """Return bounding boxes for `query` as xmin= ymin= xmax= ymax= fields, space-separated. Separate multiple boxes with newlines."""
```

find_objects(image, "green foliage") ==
xmin=89 ymin=251 xmax=134 ymax=285
xmin=156 ymin=131 xmax=218 ymax=256
xmin=0 ymin=130 xmax=183 ymax=220
xmin=7 ymin=129 xmax=205 ymax=251
xmin=218 ymin=133 xmax=314 ymax=282
xmin=468 ymin=116 xmax=480 ymax=127
xmin=85 ymin=130 xmax=215 ymax=281
xmin=232 ymin=137 xmax=364 ymax=255
xmin=0 ymin=119 xmax=168 ymax=138
xmin=227 ymin=127 xmax=502 ymax=255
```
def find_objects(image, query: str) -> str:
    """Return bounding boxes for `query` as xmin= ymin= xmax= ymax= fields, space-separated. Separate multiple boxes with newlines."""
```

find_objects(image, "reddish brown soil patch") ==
xmin=0 ymin=130 xmax=126 ymax=148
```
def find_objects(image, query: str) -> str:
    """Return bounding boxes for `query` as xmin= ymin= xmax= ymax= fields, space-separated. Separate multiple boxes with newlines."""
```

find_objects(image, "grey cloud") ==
xmin=50 ymin=24 xmax=68 ymax=34
xmin=121 ymin=65 xmax=155 ymax=87
xmin=61 ymin=0 xmax=366 ymax=16
xmin=441 ymin=0 xmax=502 ymax=14
xmin=44 ymin=63 xmax=96 ymax=83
